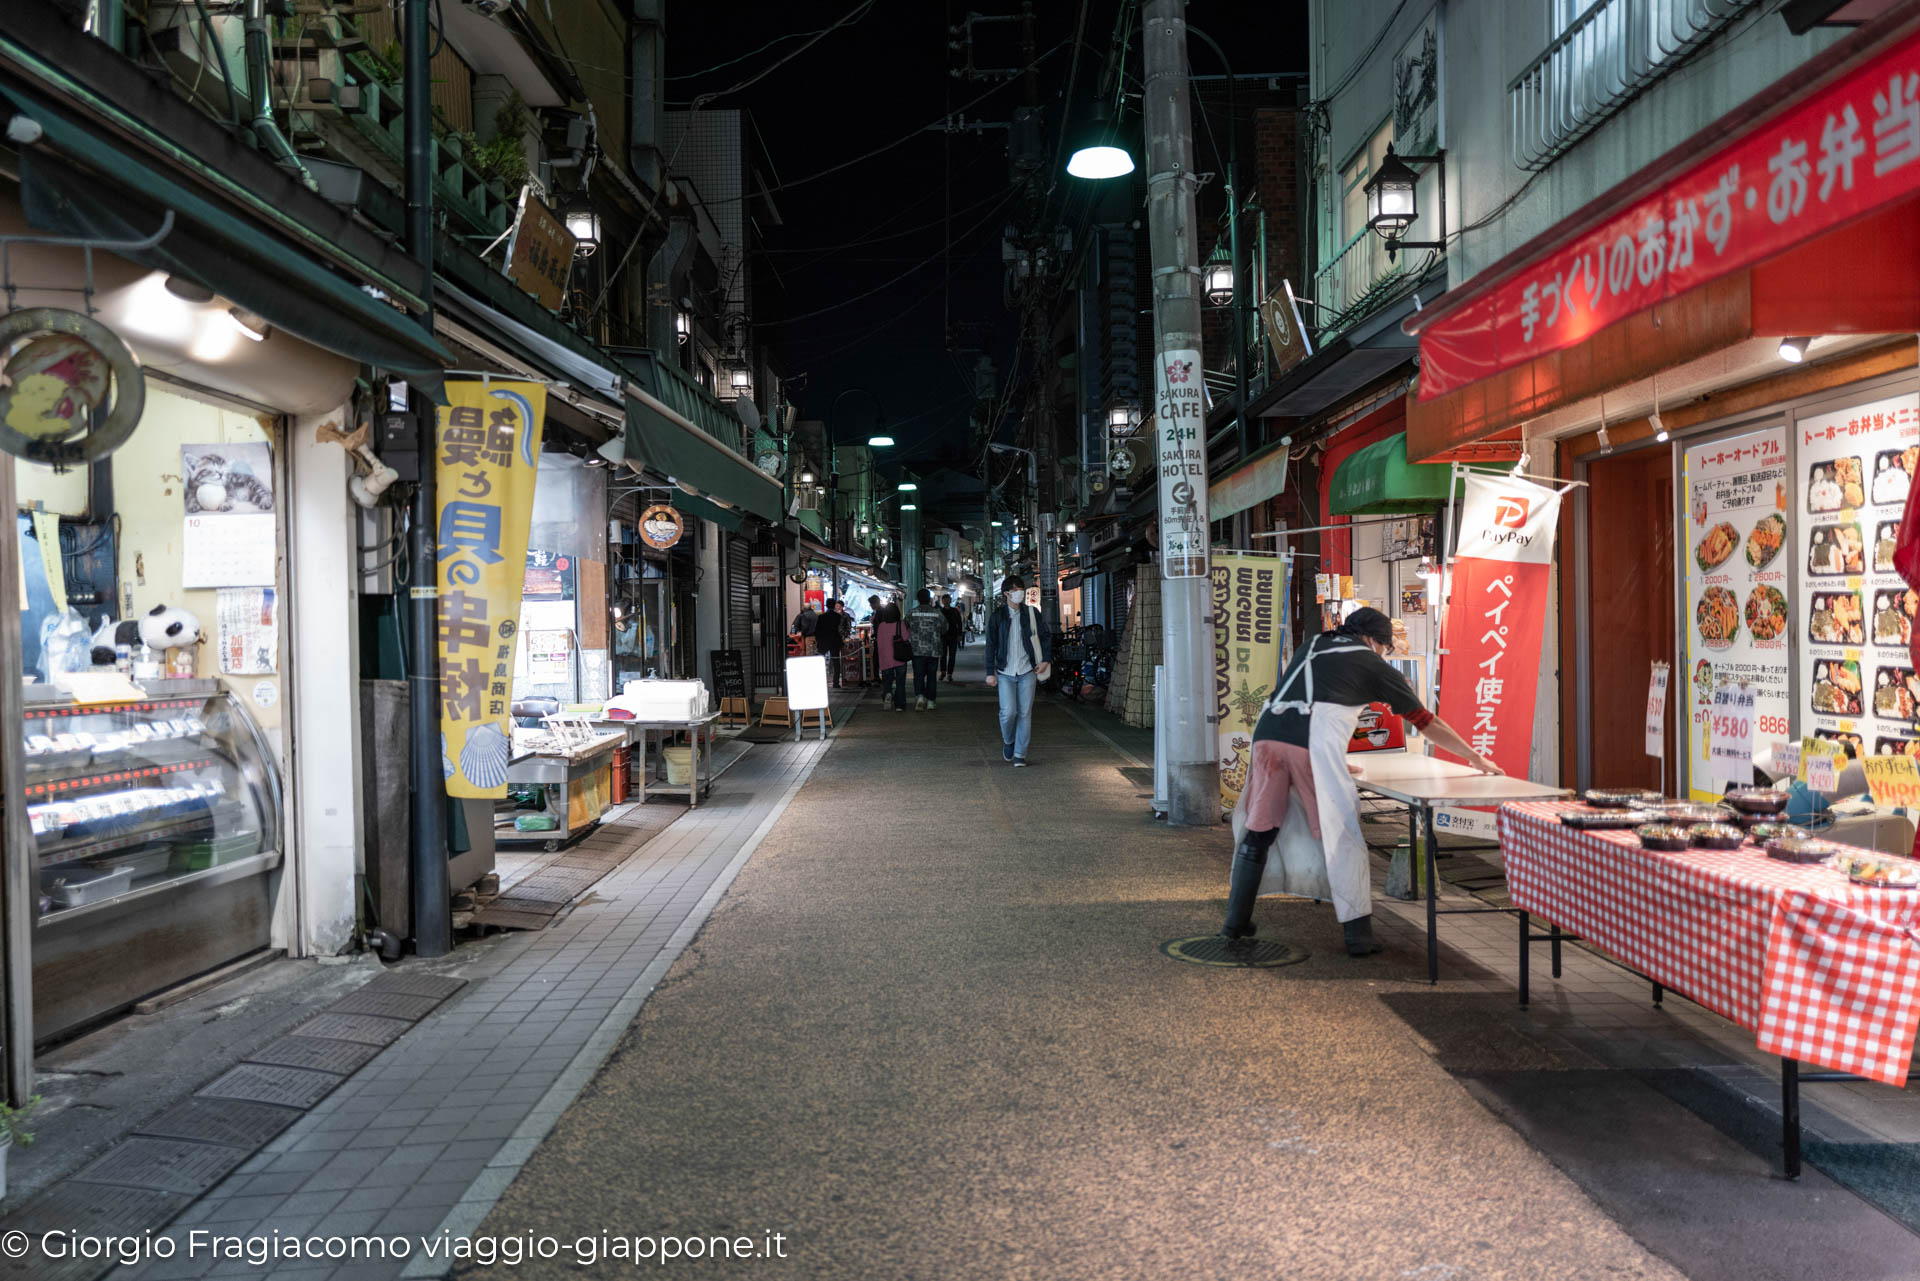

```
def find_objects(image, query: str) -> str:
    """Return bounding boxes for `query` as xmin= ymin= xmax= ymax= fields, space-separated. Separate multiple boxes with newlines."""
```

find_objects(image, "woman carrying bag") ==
xmin=875 ymin=602 xmax=911 ymax=712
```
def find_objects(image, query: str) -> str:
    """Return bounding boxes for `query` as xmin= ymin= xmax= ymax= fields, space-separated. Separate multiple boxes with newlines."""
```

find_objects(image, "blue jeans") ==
xmin=996 ymin=669 xmax=1036 ymax=758
xmin=882 ymin=664 xmax=908 ymax=708
xmin=913 ymin=656 xmax=939 ymax=702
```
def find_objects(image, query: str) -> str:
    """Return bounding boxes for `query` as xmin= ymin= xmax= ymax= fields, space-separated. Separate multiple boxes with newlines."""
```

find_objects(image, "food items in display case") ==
xmin=1688 ymin=823 xmax=1746 ymax=850
xmin=1871 ymin=587 xmax=1919 ymax=647
xmin=1814 ymin=728 xmax=1865 ymax=760
xmin=1582 ymin=788 xmax=1664 ymax=808
xmin=1745 ymin=513 xmax=1786 ymax=570
xmin=1828 ymin=850 xmax=1920 ymax=887
xmin=1811 ymin=658 xmax=1864 ymax=716
xmin=1872 ymin=447 xmax=1918 ymax=506
xmin=1695 ymin=522 xmax=1739 ymax=572
xmin=1808 ymin=590 xmax=1865 ymax=645
xmin=1873 ymin=666 xmax=1920 ymax=723
xmin=1723 ymin=786 xmax=1791 ymax=814
xmin=1807 ymin=522 xmax=1865 ymax=575
xmin=1558 ymin=807 xmax=1659 ymax=830
xmin=1767 ymin=836 xmax=1838 ymax=863
xmin=1745 ymin=586 xmax=1787 ymax=641
xmin=1874 ymin=736 xmax=1920 ymax=759
xmin=1696 ymin=587 xmax=1739 ymax=646
xmin=1808 ymin=458 xmax=1864 ymax=512
xmin=1875 ymin=520 xmax=1901 ymax=573
xmin=1637 ymin=823 xmax=1694 ymax=852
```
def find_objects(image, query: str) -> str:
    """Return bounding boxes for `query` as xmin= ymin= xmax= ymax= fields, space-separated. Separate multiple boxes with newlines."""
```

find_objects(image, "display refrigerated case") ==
xmin=21 ymin=679 xmax=280 ymax=1041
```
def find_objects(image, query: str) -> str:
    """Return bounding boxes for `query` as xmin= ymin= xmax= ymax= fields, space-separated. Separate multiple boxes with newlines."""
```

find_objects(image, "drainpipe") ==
xmin=243 ymin=0 xmax=319 ymax=191
xmin=403 ymin=0 xmax=450 ymax=957
xmin=646 ymin=211 xmax=696 ymax=357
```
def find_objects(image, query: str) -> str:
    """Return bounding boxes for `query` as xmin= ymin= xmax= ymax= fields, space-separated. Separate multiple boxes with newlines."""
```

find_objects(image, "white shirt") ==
xmin=1001 ymin=604 xmax=1038 ymax=677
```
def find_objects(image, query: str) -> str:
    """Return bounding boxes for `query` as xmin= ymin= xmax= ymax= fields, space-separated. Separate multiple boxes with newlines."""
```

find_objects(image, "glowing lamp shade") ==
xmin=1203 ymin=261 xmax=1235 ymax=308
xmin=1064 ymin=521 xmax=1077 ymax=534
xmin=798 ymin=468 xmax=816 ymax=484
xmin=1065 ymin=101 xmax=1135 ymax=180
xmin=1107 ymin=405 xmax=1134 ymax=434
xmin=898 ymin=482 xmax=918 ymax=492
xmin=675 ymin=310 xmax=691 ymax=343
xmin=563 ymin=196 xmax=600 ymax=256
xmin=1364 ymin=148 xmax=1419 ymax=236
xmin=730 ymin=365 xmax=752 ymax=390
xmin=900 ymin=502 xmax=918 ymax=511
xmin=227 ymin=307 xmax=270 ymax=342
xmin=867 ymin=435 xmax=895 ymax=447
xmin=1778 ymin=336 xmax=1812 ymax=363
xmin=990 ymin=519 xmax=1003 ymax=527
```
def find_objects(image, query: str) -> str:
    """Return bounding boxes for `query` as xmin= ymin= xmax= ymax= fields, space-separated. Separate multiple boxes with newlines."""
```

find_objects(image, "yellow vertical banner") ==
xmin=1212 ymin=552 xmax=1290 ymax=816
xmin=435 ymin=379 xmax=548 ymax=797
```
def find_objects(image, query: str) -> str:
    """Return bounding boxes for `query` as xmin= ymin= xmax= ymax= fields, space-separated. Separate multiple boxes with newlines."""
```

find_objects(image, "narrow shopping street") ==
xmin=463 ymin=647 xmax=1676 ymax=1281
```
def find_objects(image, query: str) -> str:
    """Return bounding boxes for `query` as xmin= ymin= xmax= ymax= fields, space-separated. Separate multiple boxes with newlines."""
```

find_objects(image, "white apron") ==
xmin=1233 ymin=634 xmax=1375 ymax=923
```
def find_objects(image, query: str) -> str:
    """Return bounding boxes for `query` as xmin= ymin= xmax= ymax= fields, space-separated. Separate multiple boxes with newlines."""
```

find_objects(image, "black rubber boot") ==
xmin=1220 ymin=830 xmax=1276 ymax=939
xmin=1343 ymin=914 xmax=1384 ymax=956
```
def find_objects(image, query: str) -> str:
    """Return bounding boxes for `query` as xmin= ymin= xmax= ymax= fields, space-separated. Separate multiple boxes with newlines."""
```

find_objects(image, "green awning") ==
xmin=670 ymin=491 xmax=745 ymax=533
xmin=3 ymin=83 xmax=450 ymax=389
xmin=623 ymin=394 xmax=783 ymax=525
xmin=1329 ymin=433 xmax=1460 ymax=515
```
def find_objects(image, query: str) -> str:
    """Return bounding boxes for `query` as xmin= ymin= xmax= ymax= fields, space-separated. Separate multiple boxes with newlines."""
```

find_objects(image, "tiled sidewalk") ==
xmin=118 ymin=731 xmax=838 ymax=1281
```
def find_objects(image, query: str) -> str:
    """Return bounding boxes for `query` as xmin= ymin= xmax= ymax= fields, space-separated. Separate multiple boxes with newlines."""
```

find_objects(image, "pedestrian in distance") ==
xmin=791 ymin=600 xmax=818 ymax=654
xmin=874 ymin=602 xmax=910 ymax=711
xmin=984 ymin=574 xmax=1050 ymax=766
xmin=907 ymin=589 xmax=946 ymax=710
xmin=939 ymin=594 xmax=963 ymax=681
xmin=816 ymin=598 xmax=847 ymax=688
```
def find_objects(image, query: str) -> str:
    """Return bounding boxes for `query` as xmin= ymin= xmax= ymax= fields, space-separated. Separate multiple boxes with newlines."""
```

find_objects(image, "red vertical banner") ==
xmin=1435 ymin=474 xmax=1564 ymax=779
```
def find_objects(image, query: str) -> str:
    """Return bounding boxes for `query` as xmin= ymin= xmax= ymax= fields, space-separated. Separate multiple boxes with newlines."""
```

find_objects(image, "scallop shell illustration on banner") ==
xmin=460 ymin=721 xmax=511 ymax=789
xmin=441 ymin=732 xmax=454 ymax=781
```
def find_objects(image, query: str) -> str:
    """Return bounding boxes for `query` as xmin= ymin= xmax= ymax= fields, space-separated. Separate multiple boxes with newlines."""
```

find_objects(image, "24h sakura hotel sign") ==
xmin=1415 ymin=27 xmax=1920 ymax=401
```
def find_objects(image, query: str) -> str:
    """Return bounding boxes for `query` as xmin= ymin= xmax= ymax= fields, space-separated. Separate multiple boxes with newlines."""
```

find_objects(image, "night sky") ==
xmin=665 ymin=2 xmax=1309 ymax=466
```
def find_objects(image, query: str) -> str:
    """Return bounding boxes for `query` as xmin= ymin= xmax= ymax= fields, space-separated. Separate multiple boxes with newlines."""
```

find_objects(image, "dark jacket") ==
xmin=940 ymin=605 xmax=963 ymax=640
xmin=985 ymin=603 xmax=1051 ymax=676
xmin=816 ymin=610 xmax=845 ymax=651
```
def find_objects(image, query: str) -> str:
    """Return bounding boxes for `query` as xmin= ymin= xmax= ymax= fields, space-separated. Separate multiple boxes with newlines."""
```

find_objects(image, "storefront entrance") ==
xmin=1579 ymin=446 xmax=1676 ymax=792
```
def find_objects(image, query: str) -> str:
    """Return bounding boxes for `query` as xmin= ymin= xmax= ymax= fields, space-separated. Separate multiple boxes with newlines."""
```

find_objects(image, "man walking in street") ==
xmin=908 ymin=589 xmax=946 ymax=711
xmin=984 ymin=575 xmax=1050 ymax=766
xmin=939 ymin=594 xmax=963 ymax=682
xmin=817 ymin=598 xmax=847 ymax=688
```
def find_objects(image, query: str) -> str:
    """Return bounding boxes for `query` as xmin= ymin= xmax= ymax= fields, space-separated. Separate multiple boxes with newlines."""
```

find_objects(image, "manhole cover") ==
xmin=1160 ymin=935 xmax=1310 ymax=968
xmin=0 ymin=1184 xmax=186 ymax=1281
xmin=139 ymin=1096 xmax=302 ymax=1148
xmin=69 ymin=1135 xmax=250 ymax=1195
xmin=326 ymin=989 xmax=446 ymax=1021
xmin=197 ymin=1063 xmax=342 ymax=1110
xmin=246 ymin=1034 xmax=384 ymax=1075
xmin=290 ymin=1011 xmax=411 ymax=1046
xmin=364 ymin=972 xmax=465 ymax=1000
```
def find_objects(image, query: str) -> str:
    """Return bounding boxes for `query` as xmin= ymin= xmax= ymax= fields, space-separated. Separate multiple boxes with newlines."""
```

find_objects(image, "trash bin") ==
xmin=664 ymin=745 xmax=694 ymax=786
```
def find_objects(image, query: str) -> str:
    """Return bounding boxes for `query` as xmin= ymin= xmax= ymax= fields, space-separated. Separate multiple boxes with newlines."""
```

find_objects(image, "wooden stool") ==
xmin=759 ymin=696 xmax=791 ymax=726
xmin=719 ymin=697 xmax=751 ymax=727
xmin=799 ymin=707 xmax=832 ymax=729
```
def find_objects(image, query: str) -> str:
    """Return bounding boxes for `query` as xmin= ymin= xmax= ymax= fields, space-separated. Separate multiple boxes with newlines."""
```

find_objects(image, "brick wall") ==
xmin=1253 ymin=107 xmax=1303 ymax=295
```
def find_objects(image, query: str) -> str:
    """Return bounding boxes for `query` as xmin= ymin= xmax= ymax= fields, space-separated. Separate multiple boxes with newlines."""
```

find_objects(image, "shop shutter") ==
xmin=725 ymin=536 xmax=753 ymax=656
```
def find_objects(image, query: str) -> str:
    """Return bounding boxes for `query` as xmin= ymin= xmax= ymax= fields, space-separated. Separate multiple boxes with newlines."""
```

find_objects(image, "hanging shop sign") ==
xmin=1434 ymin=472 xmax=1564 ymax=779
xmin=0 ymin=308 xmax=143 ymax=470
xmin=1414 ymin=26 xmax=1920 ymax=401
xmin=1212 ymin=552 xmax=1290 ymax=816
xmin=1154 ymin=347 xmax=1209 ymax=578
xmin=503 ymin=190 xmax=577 ymax=313
xmin=638 ymin=504 xmax=686 ymax=550
xmin=1794 ymin=393 xmax=1920 ymax=766
xmin=435 ymin=377 xmax=548 ymax=798
xmin=1682 ymin=425 xmax=1792 ymax=798
xmin=751 ymin=554 xmax=779 ymax=587
xmin=1260 ymin=281 xmax=1314 ymax=379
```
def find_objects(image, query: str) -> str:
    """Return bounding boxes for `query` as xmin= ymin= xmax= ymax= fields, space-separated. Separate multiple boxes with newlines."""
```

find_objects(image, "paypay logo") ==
xmin=1491 ymin=495 xmax=1531 ymax=528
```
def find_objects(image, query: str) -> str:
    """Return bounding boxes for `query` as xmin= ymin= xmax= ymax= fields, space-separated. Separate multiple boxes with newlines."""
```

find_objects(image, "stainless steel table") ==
xmin=1350 ymin=753 xmax=1572 ymax=983
xmin=501 ymin=730 xmax=627 ymax=850
xmin=601 ymin=712 xmax=721 ymax=808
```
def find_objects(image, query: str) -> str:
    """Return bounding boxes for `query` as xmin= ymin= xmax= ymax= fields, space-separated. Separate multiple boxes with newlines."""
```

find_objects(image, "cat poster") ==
xmin=181 ymin=443 xmax=274 ymax=515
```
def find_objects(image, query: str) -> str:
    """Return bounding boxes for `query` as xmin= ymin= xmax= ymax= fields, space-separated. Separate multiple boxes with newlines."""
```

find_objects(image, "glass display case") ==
xmin=22 ymin=682 xmax=280 ymax=919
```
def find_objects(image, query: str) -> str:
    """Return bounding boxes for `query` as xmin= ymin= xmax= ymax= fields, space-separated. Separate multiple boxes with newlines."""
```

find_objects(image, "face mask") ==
xmin=1005 ymin=591 xmax=1023 ymax=606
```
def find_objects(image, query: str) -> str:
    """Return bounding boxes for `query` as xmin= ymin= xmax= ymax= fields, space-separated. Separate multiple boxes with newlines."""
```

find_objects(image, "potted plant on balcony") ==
xmin=0 ymin=1095 xmax=40 ymax=1200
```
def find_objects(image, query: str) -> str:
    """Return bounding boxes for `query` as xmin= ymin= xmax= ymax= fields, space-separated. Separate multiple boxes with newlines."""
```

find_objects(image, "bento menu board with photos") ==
xmin=1796 ymin=393 xmax=1920 ymax=764
xmin=1684 ymin=426 xmax=1791 ymax=800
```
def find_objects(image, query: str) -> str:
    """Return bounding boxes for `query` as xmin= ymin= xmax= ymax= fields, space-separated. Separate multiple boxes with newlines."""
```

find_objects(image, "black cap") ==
xmin=1339 ymin=606 xmax=1393 ymax=647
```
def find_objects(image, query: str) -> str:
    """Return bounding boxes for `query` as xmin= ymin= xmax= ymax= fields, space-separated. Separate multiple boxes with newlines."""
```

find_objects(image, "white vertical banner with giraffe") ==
xmin=1155 ymin=347 xmax=1209 ymax=578
xmin=1213 ymin=552 xmax=1290 ymax=816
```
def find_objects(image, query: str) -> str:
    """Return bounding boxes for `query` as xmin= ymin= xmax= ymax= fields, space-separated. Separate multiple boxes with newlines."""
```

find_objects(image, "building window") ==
xmin=1314 ymin=118 xmax=1399 ymax=330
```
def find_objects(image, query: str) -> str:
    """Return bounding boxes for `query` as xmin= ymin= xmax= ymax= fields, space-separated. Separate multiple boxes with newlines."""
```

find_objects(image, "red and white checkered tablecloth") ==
xmin=1500 ymin=801 xmax=1920 ymax=1086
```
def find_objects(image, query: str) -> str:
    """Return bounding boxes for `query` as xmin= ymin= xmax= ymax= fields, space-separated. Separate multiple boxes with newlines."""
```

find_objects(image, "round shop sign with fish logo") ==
xmin=639 ymin=503 xmax=685 ymax=549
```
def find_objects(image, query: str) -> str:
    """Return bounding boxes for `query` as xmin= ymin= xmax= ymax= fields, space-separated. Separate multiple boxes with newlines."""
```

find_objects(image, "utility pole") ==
xmin=1016 ymin=2 xmax=1060 ymax=632
xmin=404 ymin=0 xmax=450 ymax=955
xmin=1143 ymin=0 xmax=1217 ymax=826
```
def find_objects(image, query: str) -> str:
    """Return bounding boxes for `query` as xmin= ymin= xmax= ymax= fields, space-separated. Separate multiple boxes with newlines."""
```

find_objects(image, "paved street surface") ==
xmin=465 ymin=646 xmax=1681 ymax=1281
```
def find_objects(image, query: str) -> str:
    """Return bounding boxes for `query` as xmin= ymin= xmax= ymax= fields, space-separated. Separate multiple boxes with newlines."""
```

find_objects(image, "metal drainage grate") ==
xmin=1160 ymin=935 xmax=1310 ymax=968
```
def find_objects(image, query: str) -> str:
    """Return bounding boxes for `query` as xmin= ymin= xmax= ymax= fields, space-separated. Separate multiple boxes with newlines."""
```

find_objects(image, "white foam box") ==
xmin=608 ymin=680 xmax=709 ymax=721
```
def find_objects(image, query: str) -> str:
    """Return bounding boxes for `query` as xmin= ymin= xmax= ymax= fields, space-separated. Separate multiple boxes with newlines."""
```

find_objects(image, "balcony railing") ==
xmin=1309 ymin=226 xmax=1408 ymax=341
xmin=1509 ymin=0 xmax=1758 ymax=171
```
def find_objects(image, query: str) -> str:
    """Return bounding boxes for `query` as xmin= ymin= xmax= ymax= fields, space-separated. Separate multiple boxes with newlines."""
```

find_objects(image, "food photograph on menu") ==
xmin=1812 ymin=658 xmax=1864 ymax=716
xmin=1876 ymin=519 xmax=1901 ymax=573
xmin=1874 ymin=666 xmax=1920 ymax=723
xmin=1871 ymin=587 xmax=1918 ymax=647
xmin=1695 ymin=521 xmax=1738 ymax=572
xmin=1745 ymin=512 xmax=1786 ymax=569
xmin=1817 ymin=729 xmax=1866 ymax=760
xmin=1875 ymin=736 xmax=1920 ymax=759
xmin=1808 ymin=457 xmax=1865 ymax=512
xmin=1696 ymin=587 xmax=1739 ymax=647
xmin=1809 ymin=589 xmax=1865 ymax=645
xmin=1745 ymin=585 xmax=1787 ymax=641
xmin=1872 ymin=446 xmax=1918 ymax=505
xmin=1808 ymin=522 xmax=1865 ymax=575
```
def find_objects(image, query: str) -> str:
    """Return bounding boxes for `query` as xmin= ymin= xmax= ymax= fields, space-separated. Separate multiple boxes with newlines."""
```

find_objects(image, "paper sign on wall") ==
xmin=1645 ymin=663 xmax=1670 ymax=758
xmin=1709 ymin=683 xmax=1755 ymax=786
xmin=1862 ymin=754 xmax=1920 ymax=809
